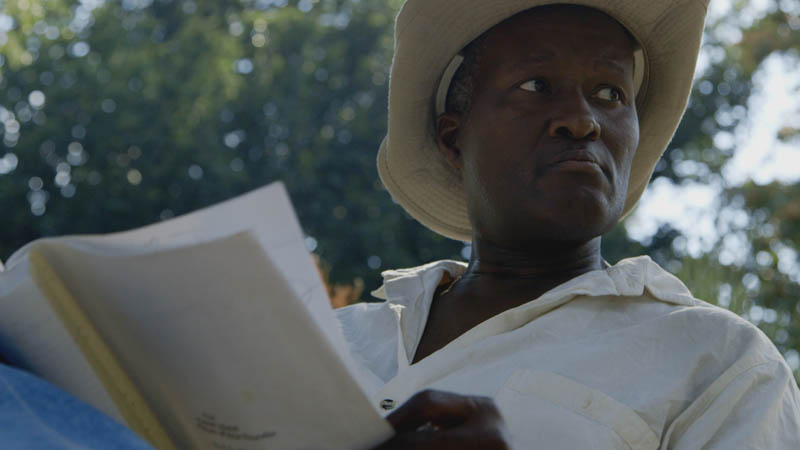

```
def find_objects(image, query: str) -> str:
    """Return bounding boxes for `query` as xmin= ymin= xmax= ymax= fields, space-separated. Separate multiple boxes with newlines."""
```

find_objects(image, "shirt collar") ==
xmin=372 ymin=256 xmax=698 ymax=364
xmin=374 ymin=256 xmax=695 ymax=307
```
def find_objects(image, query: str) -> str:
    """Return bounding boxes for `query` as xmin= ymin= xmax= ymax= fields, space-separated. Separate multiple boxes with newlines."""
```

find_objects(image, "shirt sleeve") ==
xmin=662 ymin=358 xmax=800 ymax=450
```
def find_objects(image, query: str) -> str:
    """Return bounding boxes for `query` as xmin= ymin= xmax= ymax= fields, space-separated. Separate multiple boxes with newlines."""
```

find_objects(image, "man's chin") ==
xmin=481 ymin=218 xmax=611 ymax=252
xmin=525 ymin=203 xmax=621 ymax=244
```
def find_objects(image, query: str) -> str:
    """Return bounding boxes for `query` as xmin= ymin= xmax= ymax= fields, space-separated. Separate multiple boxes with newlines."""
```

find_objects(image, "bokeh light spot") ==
xmin=188 ymin=164 xmax=204 ymax=180
xmin=28 ymin=90 xmax=45 ymax=108
xmin=305 ymin=236 xmax=318 ymax=252
xmin=229 ymin=157 xmax=244 ymax=172
xmin=28 ymin=176 xmax=44 ymax=191
xmin=0 ymin=153 xmax=18 ymax=174
xmin=367 ymin=255 xmax=381 ymax=269
xmin=234 ymin=58 xmax=254 ymax=74
xmin=101 ymin=98 xmax=117 ymax=113
xmin=298 ymin=0 xmax=313 ymax=13
xmin=127 ymin=169 xmax=142 ymax=185
xmin=251 ymin=33 xmax=266 ymax=47
xmin=69 ymin=41 xmax=90 ymax=58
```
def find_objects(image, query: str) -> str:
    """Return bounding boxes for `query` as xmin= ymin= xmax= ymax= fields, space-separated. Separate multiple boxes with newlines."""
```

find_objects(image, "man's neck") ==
xmin=439 ymin=235 xmax=605 ymax=320
xmin=412 ymin=237 xmax=605 ymax=363
xmin=463 ymin=236 xmax=604 ymax=283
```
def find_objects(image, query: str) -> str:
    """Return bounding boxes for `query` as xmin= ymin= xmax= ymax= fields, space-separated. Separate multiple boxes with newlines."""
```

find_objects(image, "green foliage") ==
xmin=0 ymin=0 xmax=462 ymax=291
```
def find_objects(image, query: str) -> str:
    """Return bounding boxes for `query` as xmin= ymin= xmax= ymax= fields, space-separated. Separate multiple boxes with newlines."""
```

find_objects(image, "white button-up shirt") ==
xmin=336 ymin=256 xmax=800 ymax=449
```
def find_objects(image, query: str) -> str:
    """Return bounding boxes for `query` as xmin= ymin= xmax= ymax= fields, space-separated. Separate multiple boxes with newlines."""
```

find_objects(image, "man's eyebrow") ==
xmin=593 ymin=55 xmax=632 ymax=77
xmin=504 ymin=52 xmax=556 ymax=71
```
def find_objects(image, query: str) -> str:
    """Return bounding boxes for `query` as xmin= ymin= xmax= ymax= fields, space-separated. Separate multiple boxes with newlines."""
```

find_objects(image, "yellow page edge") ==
xmin=29 ymin=249 xmax=177 ymax=450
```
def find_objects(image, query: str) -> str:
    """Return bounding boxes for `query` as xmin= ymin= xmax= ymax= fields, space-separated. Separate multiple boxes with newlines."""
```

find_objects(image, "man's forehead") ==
xmin=503 ymin=48 xmax=633 ymax=67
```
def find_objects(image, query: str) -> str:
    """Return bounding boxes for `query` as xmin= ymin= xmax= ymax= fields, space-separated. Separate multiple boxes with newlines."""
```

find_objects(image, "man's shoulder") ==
xmin=605 ymin=256 xmax=785 ymax=367
xmin=620 ymin=287 xmax=790 ymax=385
xmin=666 ymin=299 xmax=783 ymax=362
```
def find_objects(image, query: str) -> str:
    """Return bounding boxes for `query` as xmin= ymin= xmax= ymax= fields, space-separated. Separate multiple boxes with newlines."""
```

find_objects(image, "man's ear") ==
xmin=436 ymin=113 xmax=464 ymax=172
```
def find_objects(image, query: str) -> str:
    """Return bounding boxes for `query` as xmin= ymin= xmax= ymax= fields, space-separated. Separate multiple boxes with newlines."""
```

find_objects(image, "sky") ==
xmin=626 ymin=0 xmax=800 ymax=255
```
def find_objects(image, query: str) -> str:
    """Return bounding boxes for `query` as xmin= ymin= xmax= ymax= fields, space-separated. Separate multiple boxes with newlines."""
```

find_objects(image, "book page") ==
xmin=0 ymin=181 xmax=391 ymax=448
xmin=28 ymin=251 xmax=176 ymax=449
xmin=4 ymin=183 xmax=371 ymax=394
xmin=34 ymin=232 xmax=392 ymax=450
xmin=0 ymin=263 xmax=124 ymax=424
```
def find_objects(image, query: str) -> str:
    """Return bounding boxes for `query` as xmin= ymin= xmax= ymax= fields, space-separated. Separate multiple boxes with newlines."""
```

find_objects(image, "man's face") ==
xmin=440 ymin=6 xmax=640 ymax=249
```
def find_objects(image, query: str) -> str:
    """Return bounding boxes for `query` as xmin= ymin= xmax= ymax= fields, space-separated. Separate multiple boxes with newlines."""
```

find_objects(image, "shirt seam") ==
xmin=661 ymin=358 xmax=784 ymax=447
xmin=501 ymin=382 xmax=649 ymax=450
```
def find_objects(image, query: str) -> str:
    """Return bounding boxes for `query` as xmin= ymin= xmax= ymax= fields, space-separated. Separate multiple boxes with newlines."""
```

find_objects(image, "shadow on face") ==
xmin=436 ymin=5 xmax=641 ymax=250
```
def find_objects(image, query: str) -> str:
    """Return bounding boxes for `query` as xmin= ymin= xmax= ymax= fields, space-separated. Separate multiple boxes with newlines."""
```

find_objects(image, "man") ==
xmin=336 ymin=1 xmax=800 ymax=448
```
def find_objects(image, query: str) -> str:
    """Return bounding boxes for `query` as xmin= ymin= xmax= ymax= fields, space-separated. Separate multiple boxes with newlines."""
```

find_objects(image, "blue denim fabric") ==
xmin=0 ymin=363 xmax=154 ymax=449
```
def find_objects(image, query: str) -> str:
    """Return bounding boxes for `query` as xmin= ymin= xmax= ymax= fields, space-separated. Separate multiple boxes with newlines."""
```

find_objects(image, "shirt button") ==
xmin=380 ymin=399 xmax=395 ymax=411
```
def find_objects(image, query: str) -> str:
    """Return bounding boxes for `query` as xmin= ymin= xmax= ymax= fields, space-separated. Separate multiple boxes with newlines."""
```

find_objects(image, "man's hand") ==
xmin=373 ymin=389 xmax=513 ymax=450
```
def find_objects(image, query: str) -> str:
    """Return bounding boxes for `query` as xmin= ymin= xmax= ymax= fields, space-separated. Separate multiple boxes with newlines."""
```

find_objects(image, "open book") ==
xmin=0 ymin=182 xmax=393 ymax=450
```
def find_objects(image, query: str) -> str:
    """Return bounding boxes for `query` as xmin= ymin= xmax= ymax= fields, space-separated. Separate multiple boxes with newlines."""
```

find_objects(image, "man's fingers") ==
xmin=376 ymin=417 xmax=511 ymax=450
xmin=373 ymin=390 xmax=512 ymax=450
xmin=386 ymin=389 xmax=500 ymax=434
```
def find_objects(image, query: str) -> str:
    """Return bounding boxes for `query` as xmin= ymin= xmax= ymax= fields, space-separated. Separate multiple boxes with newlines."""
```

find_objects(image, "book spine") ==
xmin=29 ymin=249 xmax=177 ymax=450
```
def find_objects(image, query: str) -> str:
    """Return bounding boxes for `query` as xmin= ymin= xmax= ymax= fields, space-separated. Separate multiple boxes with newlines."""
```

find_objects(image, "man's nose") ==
xmin=548 ymin=96 xmax=600 ymax=141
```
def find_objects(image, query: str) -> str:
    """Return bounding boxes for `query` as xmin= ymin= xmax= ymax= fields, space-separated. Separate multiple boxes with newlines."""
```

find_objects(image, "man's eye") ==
xmin=519 ymin=79 xmax=548 ymax=92
xmin=595 ymin=87 xmax=622 ymax=102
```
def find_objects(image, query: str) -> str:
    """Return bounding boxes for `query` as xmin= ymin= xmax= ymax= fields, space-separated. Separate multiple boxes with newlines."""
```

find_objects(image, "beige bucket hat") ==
xmin=377 ymin=0 xmax=710 ymax=242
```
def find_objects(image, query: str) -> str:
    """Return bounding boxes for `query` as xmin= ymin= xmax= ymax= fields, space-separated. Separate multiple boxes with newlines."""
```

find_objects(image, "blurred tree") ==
xmin=0 ymin=0 xmax=461 ymax=291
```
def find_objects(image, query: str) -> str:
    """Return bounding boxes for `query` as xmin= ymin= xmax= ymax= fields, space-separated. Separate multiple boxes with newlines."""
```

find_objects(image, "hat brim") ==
xmin=378 ymin=0 xmax=709 ymax=242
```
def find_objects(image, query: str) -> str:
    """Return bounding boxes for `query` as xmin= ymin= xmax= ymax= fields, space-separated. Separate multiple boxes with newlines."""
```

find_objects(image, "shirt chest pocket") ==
xmin=495 ymin=369 xmax=659 ymax=450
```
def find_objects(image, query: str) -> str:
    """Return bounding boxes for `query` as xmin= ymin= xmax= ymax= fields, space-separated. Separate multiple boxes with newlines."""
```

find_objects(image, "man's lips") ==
xmin=545 ymin=149 xmax=608 ymax=176
xmin=550 ymin=159 xmax=603 ymax=172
